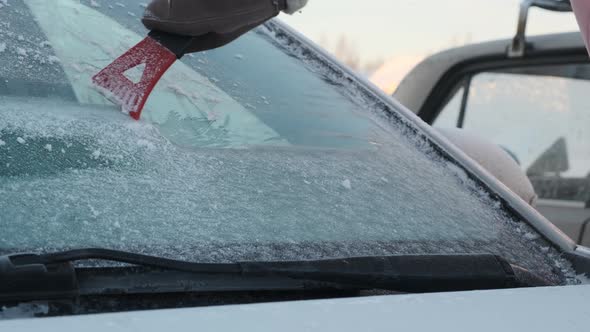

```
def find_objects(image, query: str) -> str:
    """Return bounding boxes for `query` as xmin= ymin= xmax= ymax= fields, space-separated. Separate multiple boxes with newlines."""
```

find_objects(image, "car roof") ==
xmin=393 ymin=31 xmax=586 ymax=114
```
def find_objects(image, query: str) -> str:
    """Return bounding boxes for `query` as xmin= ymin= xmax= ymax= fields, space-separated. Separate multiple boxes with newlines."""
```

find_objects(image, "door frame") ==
xmin=417 ymin=50 xmax=590 ymax=125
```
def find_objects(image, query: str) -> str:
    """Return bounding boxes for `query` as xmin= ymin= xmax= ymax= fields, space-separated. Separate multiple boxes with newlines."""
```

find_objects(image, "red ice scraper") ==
xmin=91 ymin=31 xmax=194 ymax=120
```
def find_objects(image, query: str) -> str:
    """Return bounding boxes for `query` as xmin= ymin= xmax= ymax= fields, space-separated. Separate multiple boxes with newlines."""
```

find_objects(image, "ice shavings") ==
xmin=0 ymin=303 xmax=48 ymax=320
xmin=91 ymin=149 xmax=101 ymax=159
xmin=0 ymin=8 xmax=65 ymax=81
xmin=0 ymin=98 xmax=161 ymax=178
xmin=91 ymin=83 xmax=126 ymax=114
xmin=15 ymin=47 xmax=26 ymax=57
xmin=341 ymin=179 xmax=352 ymax=190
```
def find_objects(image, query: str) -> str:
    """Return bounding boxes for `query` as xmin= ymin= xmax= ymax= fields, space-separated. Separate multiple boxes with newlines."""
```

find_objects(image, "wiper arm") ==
xmin=0 ymin=249 xmax=552 ymax=303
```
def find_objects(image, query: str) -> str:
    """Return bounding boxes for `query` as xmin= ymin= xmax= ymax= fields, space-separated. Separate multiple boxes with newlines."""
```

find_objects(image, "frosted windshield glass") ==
xmin=0 ymin=0 xmax=576 ymax=285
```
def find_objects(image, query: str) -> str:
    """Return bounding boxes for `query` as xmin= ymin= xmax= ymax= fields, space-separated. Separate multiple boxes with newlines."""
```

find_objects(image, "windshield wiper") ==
xmin=0 ymin=248 xmax=552 ymax=303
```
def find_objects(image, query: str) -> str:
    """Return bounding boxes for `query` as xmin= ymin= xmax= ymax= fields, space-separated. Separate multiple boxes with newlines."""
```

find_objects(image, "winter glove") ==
xmin=142 ymin=0 xmax=308 ymax=53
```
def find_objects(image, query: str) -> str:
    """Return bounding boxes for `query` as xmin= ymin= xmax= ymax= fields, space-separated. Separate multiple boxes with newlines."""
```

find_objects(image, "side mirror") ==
xmin=508 ymin=0 xmax=573 ymax=57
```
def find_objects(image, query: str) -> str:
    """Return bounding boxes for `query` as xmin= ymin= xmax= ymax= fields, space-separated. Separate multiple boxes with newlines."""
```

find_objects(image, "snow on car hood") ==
xmin=2 ymin=285 xmax=590 ymax=331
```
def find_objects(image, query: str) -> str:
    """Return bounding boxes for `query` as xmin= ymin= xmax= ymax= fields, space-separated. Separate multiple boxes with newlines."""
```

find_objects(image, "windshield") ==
xmin=0 ymin=0 xmax=575 ymax=284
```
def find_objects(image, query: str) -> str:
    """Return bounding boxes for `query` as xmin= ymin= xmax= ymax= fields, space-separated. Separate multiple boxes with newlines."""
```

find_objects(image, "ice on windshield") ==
xmin=0 ymin=0 xmax=577 ymax=285
xmin=0 ymin=96 xmax=575 ymax=285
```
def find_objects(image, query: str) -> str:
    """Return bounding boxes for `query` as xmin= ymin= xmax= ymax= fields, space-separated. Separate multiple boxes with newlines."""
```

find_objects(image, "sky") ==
xmin=279 ymin=0 xmax=581 ymax=93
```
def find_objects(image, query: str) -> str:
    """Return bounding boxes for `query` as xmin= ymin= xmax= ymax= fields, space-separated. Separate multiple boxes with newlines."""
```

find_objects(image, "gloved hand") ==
xmin=142 ymin=0 xmax=308 ymax=53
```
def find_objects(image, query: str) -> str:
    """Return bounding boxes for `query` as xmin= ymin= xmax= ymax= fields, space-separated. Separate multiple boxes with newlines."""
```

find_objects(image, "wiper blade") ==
xmin=0 ymin=249 xmax=552 ymax=303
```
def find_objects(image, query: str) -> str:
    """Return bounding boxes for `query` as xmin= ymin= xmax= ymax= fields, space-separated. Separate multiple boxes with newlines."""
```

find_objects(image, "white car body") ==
xmin=3 ymin=285 xmax=590 ymax=331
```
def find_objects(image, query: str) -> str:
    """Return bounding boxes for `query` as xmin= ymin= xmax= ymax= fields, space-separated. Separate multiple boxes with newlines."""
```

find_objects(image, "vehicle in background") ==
xmin=395 ymin=0 xmax=590 ymax=245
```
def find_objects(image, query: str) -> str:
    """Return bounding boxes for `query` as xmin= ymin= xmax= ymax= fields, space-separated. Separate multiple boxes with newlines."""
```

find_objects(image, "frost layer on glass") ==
xmin=0 ymin=98 xmax=575 ymax=285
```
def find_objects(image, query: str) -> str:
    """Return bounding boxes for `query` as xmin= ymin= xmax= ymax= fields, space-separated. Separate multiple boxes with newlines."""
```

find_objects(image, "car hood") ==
xmin=2 ymin=285 xmax=590 ymax=331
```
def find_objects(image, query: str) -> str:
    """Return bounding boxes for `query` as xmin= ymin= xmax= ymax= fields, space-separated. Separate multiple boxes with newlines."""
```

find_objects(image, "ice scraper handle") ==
xmin=148 ymin=30 xmax=196 ymax=59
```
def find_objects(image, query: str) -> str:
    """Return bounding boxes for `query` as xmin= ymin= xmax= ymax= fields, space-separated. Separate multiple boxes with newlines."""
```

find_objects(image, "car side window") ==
xmin=435 ymin=65 xmax=590 ymax=205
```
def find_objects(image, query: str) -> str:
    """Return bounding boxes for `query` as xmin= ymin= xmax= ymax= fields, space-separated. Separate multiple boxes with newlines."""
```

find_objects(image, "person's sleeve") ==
xmin=142 ymin=0 xmax=308 ymax=53
xmin=142 ymin=0 xmax=309 ymax=53
xmin=142 ymin=0 xmax=285 ymax=37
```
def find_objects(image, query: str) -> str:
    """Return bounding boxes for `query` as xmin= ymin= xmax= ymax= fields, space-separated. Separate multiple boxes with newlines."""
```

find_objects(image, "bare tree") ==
xmin=318 ymin=34 xmax=384 ymax=76
xmin=333 ymin=35 xmax=360 ymax=71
